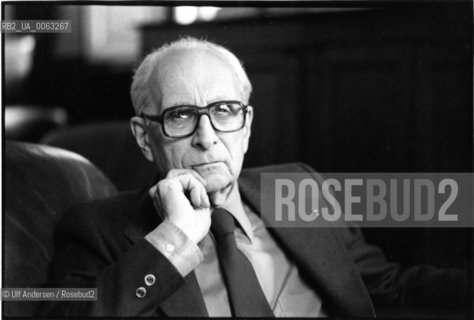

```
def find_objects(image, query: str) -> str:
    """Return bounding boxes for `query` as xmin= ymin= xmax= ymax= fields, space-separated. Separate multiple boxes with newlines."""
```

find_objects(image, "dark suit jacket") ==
xmin=39 ymin=163 xmax=467 ymax=317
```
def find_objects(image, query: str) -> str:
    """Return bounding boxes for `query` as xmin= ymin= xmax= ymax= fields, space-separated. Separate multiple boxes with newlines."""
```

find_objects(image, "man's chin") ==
xmin=202 ymin=174 xmax=232 ymax=193
xmin=192 ymin=163 xmax=234 ymax=192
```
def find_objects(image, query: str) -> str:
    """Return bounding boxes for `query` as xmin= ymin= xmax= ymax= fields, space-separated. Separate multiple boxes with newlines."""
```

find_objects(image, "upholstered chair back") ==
xmin=4 ymin=142 xmax=118 ymax=316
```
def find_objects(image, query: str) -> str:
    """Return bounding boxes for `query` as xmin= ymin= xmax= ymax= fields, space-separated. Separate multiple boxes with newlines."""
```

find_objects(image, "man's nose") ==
xmin=191 ymin=115 xmax=218 ymax=150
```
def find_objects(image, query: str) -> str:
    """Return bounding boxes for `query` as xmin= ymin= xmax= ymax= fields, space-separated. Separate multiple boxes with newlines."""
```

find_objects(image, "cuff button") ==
xmin=165 ymin=243 xmax=175 ymax=253
xmin=136 ymin=287 xmax=147 ymax=298
xmin=145 ymin=274 xmax=156 ymax=286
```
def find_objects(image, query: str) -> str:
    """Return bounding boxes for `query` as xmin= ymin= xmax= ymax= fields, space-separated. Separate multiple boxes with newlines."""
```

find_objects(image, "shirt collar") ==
xmin=227 ymin=201 xmax=254 ymax=243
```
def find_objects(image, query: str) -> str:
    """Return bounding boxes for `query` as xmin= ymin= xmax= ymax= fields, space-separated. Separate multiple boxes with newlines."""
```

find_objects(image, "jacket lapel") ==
xmin=122 ymin=191 xmax=208 ymax=317
xmin=239 ymin=168 xmax=375 ymax=317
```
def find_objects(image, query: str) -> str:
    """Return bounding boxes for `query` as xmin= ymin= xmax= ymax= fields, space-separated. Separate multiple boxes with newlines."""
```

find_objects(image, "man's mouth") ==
xmin=191 ymin=161 xmax=223 ymax=168
xmin=191 ymin=161 xmax=227 ymax=176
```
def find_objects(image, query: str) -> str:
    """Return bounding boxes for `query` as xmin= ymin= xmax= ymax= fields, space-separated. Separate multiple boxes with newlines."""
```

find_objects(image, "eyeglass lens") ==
xmin=164 ymin=102 xmax=245 ymax=137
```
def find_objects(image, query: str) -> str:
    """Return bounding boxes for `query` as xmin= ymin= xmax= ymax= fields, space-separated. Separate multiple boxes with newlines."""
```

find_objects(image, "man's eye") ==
xmin=169 ymin=109 xmax=193 ymax=120
xmin=214 ymin=104 xmax=233 ymax=115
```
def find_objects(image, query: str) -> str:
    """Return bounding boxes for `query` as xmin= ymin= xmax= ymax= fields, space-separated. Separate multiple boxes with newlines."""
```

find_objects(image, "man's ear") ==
xmin=130 ymin=116 xmax=155 ymax=162
xmin=242 ymin=106 xmax=253 ymax=154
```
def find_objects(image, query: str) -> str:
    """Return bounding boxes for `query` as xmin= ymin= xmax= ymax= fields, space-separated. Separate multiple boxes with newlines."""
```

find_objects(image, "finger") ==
xmin=174 ymin=174 xmax=208 ymax=208
xmin=166 ymin=169 xmax=207 ymax=186
xmin=149 ymin=184 xmax=158 ymax=198
xmin=190 ymin=185 xmax=202 ymax=207
xmin=201 ymin=188 xmax=210 ymax=208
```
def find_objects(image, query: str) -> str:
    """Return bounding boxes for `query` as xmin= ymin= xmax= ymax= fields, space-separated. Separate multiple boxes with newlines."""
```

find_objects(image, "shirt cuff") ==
xmin=145 ymin=220 xmax=203 ymax=277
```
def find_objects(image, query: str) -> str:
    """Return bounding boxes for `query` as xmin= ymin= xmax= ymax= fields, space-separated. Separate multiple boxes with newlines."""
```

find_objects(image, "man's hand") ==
xmin=150 ymin=169 xmax=211 ymax=244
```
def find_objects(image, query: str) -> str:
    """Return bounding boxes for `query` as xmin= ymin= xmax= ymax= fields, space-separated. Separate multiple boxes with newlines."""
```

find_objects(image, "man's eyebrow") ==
xmin=167 ymin=98 xmax=237 ymax=108
xmin=163 ymin=101 xmax=194 ymax=108
xmin=209 ymin=97 xmax=235 ymax=103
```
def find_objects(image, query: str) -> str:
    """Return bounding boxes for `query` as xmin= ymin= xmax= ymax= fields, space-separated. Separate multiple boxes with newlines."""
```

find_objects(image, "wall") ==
xmin=141 ymin=6 xmax=472 ymax=174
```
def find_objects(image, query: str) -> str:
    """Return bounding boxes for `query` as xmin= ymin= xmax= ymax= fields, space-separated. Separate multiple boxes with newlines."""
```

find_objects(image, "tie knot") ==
xmin=211 ymin=208 xmax=235 ymax=238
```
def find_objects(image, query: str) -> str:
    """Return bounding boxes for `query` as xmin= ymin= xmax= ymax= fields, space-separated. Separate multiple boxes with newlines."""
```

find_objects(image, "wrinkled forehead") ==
xmin=147 ymin=48 xmax=241 ymax=112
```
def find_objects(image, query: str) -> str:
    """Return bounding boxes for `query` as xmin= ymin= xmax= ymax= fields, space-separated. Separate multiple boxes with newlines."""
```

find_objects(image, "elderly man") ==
xmin=41 ymin=37 xmax=466 ymax=317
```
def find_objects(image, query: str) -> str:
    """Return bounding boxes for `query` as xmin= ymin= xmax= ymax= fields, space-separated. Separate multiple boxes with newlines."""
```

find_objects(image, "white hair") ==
xmin=130 ymin=37 xmax=252 ymax=115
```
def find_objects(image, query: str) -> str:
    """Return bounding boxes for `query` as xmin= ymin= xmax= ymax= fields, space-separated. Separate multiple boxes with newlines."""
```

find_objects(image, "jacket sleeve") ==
xmin=297 ymin=162 xmax=468 ymax=312
xmin=38 ymin=203 xmax=184 ymax=317
xmin=343 ymin=225 xmax=468 ymax=311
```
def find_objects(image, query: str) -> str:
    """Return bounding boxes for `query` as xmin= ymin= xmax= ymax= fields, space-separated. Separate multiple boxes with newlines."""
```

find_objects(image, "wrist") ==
xmin=146 ymin=220 xmax=203 ymax=276
xmin=167 ymin=218 xmax=202 ymax=245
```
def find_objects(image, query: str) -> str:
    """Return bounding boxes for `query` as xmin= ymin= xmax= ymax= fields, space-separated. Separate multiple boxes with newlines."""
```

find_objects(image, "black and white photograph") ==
xmin=2 ymin=1 xmax=473 ymax=318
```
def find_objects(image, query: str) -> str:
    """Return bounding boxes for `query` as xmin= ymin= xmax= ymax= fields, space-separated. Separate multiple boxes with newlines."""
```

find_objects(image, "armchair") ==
xmin=3 ymin=141 xmax=117 ymax=316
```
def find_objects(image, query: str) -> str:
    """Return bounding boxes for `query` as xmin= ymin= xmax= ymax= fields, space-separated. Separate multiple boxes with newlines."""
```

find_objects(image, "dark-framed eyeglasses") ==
xmin=141 ymin=100 xmax=249 ymax=138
